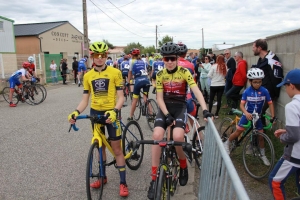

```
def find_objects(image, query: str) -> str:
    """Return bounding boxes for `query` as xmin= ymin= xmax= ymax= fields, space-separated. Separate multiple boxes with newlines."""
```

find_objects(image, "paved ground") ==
xmin=0 ymin=82 xmax=198 ymax=200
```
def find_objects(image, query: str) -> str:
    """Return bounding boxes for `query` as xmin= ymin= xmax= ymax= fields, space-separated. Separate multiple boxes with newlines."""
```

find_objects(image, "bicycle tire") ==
xmin=122 ymin=120 xmax=144 ymax=170
xmin=154 ymin=165 xmax=167 ymax=200
xmin=192 ymin=126 xmax=205 ymax=169
xmin=242 ymin=131 xmax=275 ymax=179
xmin=133 ymin=98 xmax=141 ymax=121
xmin=25 ymin=85 xmax=44 ymax=105
xmin=86 ymin=142 xmax=104 ymax=200
xmin=169 ymin=149 xmax=179 ymax=197
xmin=146 ymin=98 xmax=158 ymax=131
xmin=36 ymin=84 xmax=47 ymax=102
xmin=2 ymin=87 xmax=19 ymax=105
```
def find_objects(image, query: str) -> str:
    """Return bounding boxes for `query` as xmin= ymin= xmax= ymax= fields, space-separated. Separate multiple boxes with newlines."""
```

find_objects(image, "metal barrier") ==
xmin=198 ymin=118 xmax=249 ymax=200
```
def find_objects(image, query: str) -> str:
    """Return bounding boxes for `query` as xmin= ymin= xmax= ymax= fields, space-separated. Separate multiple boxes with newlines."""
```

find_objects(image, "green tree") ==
xmin=143 ymin=45 xmax=156 ymax=55
xmin=103 ymin=39 xmax=114 ymax=49
xmin=158 ymin=35 xmax=173 ymax=47
xmin=123 ymin=42 xmax=144 ymax=54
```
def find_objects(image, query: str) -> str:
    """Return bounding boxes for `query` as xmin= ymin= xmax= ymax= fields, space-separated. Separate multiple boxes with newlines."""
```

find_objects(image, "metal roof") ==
xmin=14 ymin=21 xmax=68 ymax=36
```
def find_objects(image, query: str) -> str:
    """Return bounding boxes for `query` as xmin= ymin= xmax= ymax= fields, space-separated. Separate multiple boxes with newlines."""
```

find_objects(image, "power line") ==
xmin=89 ymin=0 xmax=151 ymax=38
xmin=106 ymin=0 xmax=152 ymax=27
xmin=92 ymin=4 xmax=104 ymax=39
xmin=105 ymin=0 xmax=136 ymax=9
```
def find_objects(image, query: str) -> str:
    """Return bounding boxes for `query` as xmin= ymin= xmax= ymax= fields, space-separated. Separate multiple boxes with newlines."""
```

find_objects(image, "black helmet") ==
xmin=177 ymin=43 xmax=188 ymax=54
xmin=72 ymin=56 xmax=76 ymax=59
xmin=160 ymin=42 xmax=179 ymax=56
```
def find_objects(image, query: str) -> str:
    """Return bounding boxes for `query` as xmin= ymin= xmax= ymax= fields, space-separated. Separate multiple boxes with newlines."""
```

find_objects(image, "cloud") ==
xmin=1 ymin=0 xmax=300 ymax=49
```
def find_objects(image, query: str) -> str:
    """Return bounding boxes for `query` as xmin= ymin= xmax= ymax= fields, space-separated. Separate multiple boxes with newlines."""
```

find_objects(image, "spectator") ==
xmin=72 ymin=57 xmax=78 ymax=84
xmin=223 ymin=49 xmax=236 ymax=109
xmin=198 ymin=55 xmax=211 ymax=102
xmin=207 ymin=55 xmax=226 ymax=118
xmin=226 ymin=51 xmax=247 ymax=114
xmin=269 ymin=69 xmax=300 ymax=200
xmin=252 ymin=39 xmax=283 ymax=126
xmin=50 ymin=60 xmax=58 ymax=84
xmin=61 ymin=58 xmax=68 ymax=85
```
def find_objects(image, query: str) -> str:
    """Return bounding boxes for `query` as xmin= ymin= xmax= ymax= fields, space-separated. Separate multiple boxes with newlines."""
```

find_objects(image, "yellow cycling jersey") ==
xmin=156 ymin=66 xmax=196 ymax=103
xmin=83 ymin=66 xmax=123 ymax=111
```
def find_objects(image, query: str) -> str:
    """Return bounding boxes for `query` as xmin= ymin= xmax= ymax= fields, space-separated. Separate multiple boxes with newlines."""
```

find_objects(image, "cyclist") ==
xmin=117 ymin=53 xmax=124 ymax=69
xmin=77 ymin=55 xmax=88 ymax=87
xmin=106 ymin=56 xmax=114 ymax=66
xmin=151 ymin=54 xmax=164 ymax=94
xmin=8 ymin=62 xmax=34 ymax=107
xmin=120 ymin=55 xmax=131 ymax=95
xmin=68 ymin=41 xmax=128 ymax=197
xmin=27 ymin=56 xmax=37 ymax=78
xmin=127 ymin=48 xmax=150 ymax=121
xmin=147 ymin=42 xmax=213 ymax=199
xmin=223 ymin=68 xmax=276 ymax=166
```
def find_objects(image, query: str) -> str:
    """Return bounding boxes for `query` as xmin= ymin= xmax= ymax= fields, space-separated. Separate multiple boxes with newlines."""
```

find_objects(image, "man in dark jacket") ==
xmin=72 ymin=57 xmax=78 ymax=84
xmin=226 ymin=51 xmax=247 ymax=114
xmin=252 ymin=39 xmax=283 ymax=126
xmin=61 ymin=58 xmax=68 ymax=85
xmin=223 ymin=49 xmax=236 ymax=108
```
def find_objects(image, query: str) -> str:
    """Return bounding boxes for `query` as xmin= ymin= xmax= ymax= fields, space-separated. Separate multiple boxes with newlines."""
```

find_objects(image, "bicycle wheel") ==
xmin=169 ymin=149 xmax=179 ymax=197
xmin=146 ymin=98 xmax=158 ymax=131
xmin=25 ymin=85 xmax=44 ymax=105
xmin=192 ymin=126 xmax=205 ymax=169
xmin=36 ymin=84 xmax=47 ymax=102
xmin=86 ymin=142 xmax=104 ymax=200
xmin=154 ymin=165 xmax=168 ymax=200
xmin=2 ymin=87 xmax=19 ymax=105
xmin=133 ymin=98 xmax=141 ymax=121
xmin=242 ymin=131 xmax=275 ymax=179
xmin=122 ymin=120 xmax=144 ymax=170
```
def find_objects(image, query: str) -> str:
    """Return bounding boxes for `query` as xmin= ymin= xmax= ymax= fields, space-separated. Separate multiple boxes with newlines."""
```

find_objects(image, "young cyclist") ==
xmin=8 ymin=62 xmax=34 ymax=107
xmin=106 ymin=56 xmax=114 ymax=66
xmin=120 ymin=55 xmax=130 ymax=84
xmin=269 ymin=68 xmax=300 ymax=200
xmin=127 ymin=48 xmax=150 ymax=121
xmin=147 ymin=42 xmax=213 ymax=199
xmin=151 ymin=54 xmax=164 ymax=94
xmin=68 ymin=41 xmax=128 ymax=197
xmin=77 ymin=55 xmax=88 ymax=87
xmin=223 ymin=68 xmax=276 ymax=166
xmin=27 ymin=56 xmax=37 ymax=78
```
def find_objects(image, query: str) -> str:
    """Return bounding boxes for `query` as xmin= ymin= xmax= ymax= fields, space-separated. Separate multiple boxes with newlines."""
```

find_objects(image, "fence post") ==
xmin=0 ymin=54 xmax=4 ymax=79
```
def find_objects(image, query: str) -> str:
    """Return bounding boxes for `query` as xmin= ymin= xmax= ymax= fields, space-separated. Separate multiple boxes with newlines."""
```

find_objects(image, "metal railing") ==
xmin=198 ymin=118 xmax=249 ymax=200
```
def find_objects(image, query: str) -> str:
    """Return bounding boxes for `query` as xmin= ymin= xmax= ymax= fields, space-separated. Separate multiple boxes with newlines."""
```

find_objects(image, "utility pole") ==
xmin=82 ymin=0 xmax=89 ymax=58
xmin=155 ymin=25 xmax=158 ymax=53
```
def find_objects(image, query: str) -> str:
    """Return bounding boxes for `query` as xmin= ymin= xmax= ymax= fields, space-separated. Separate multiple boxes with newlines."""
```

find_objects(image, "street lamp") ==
xmin=156 ymin=25 xmax=162 ymax=53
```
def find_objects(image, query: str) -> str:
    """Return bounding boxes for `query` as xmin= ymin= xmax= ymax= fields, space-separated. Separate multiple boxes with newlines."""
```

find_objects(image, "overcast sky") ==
xmin=1 ymin=0 xmax=300 ymax=49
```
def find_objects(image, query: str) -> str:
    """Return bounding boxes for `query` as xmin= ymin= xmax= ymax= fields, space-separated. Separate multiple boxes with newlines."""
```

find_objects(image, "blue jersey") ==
xmin=130 ymin=59 xmax=148 ymax=79
xmin=106 ymin=60 xmax=113 ymax=66
xmin=152 ymin=61 xmax=164 ymax=73
xmin=10 ymin=69 xmax=26 ymax=80
xmin=120 ymin=60 xmax=130 ymax=76
xmin=118 ymin=57 xmax=124 ymax=66
xmin=241 ymin=86 xmax=272 ymax=114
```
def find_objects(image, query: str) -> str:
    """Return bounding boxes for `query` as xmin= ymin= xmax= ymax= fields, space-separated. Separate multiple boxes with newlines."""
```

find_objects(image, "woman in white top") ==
xmin=198 ymin=55 xmax=211 ymax=98
xmin=50 ymin=60 xmax=58 ymax=84
xmin=207 ymin=55 xmax=226 ymax=118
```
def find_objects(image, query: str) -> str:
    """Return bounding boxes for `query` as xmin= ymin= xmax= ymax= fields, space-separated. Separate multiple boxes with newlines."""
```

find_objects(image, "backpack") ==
xmin=266 ymin=51 xmax=284 ymax=80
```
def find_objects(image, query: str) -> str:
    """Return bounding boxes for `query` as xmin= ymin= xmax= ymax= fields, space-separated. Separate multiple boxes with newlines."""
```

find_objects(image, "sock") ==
xmin=151 ymin=166 xmax=158 ymax=181
xmin=117 ymin=165 xmax=126 ymax=184
xmin=179 ymin=159 xmax=187 ymax=169
xmin=260 ymin=148 xmax=265 ymax=156
xmin=102 ymin=160 xmax=106 ymax=178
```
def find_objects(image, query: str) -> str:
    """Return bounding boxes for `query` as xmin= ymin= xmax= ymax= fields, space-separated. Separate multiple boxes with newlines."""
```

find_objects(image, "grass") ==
xmin=216 ymin=95 xmax=299 ymax=199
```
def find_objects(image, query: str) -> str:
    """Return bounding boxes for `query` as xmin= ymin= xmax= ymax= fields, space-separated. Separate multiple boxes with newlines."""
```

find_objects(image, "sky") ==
xmin=1 ymin=0 xmax=300 ymax=50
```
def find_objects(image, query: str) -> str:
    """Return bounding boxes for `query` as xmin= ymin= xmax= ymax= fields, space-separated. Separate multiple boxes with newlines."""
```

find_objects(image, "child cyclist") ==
xmin=269 ymin=68 xmax=300 ymax=200
xmin=223 ymin=68 xmax=276 ymax=166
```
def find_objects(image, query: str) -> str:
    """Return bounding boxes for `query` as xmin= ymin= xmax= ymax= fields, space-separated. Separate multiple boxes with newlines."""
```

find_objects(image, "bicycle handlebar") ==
xmin=68 ymin=114 xmax=117 ymax=132
xmin=242 ymin=114 xmax=272 ymax=130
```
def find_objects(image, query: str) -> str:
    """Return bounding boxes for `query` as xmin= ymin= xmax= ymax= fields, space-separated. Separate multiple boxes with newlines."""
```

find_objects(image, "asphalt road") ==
xmin=0 ymin=83 xmax=197 ymax=200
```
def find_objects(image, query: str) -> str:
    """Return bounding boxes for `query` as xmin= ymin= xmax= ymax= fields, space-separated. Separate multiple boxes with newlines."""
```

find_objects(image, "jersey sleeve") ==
xmin=241 ymin=88 xmax=248 ymax=103
xmin=156 ymin=70 xmax=164 ymax=92
xmin=182 ymin=67 xmax=196 ymax=88
xmin=264 ymin=88 xmax=272 ymax=104
xmin=83 ymin=72 xmax=90 ymax=94
xmin=115 ymin=70 xmax=123 ymax=90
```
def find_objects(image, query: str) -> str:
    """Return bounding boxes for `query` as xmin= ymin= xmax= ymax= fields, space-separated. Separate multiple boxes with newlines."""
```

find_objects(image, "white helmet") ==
xmin=247 ymin=68 xmax=265 ymax=79
xmin=28 ymin=56 xmax=34 ymax=63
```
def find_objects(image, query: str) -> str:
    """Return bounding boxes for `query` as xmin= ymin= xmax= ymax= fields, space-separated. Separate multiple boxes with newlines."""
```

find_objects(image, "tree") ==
xmin=123 ymin=42 xmax=144 ymax=54
xmin=158 ymin=35 xmax=173 ymax=47
xmin=103 ymin=39 xmax=114 ymax=49
xmin=143 ymin=45 xmax=156 ymax=55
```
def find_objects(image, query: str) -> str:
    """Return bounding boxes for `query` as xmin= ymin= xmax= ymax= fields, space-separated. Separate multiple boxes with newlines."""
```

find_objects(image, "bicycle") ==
xmin=69 ymin=111 xmax=144 ymax=200
xmin=132 ymin=127 xmax=193 ymax=200
xmin=123 ymin=80 xmax=132 ymax=103
xmin=219 ymin=109 xmax=275 ymax=179
xmin=132 ymin=84 xmax=159 ymax=130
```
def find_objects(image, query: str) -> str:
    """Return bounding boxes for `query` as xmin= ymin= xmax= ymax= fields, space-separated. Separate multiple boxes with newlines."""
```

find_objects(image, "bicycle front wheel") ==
xmin=86 ymin=142 xmax=104 ymax=200
xmin=36 ymin=84 xmax=47 ymax=102
xmin=242 ymin=131 xmax=275 ymax=179
xmin=192 ymin=126 xmax=205 ymax=169
xmin=25 ymin=85 xmax=44 ymax=105
xmin=122 ymin=120 xmax=144 ymax=170
xmin=146 ymin=98 xmax=158 ymax=131
xmin=2 ymin=87 xmax=19 ymax=105
xmin=155 ymin=165 xmax=169 ymax=200
xmin=219 ymin=117 xmax=236 ymax=142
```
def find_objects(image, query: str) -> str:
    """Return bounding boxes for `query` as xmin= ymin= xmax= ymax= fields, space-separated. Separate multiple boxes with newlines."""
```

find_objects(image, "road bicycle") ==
xmin=123 ymin=80 xmax=132 ymax=103
xmin=133 ymin=84 xmax=158 ymax=131
xmin=69 ymin=110 xmax=144 ymax=200
xmin=219 ymin=109 xmax=275 ymax=179
xmin=132 ymin=127 xmax=193 ymax=200
xmin=2 ymin=80 xmax=45 ymax=105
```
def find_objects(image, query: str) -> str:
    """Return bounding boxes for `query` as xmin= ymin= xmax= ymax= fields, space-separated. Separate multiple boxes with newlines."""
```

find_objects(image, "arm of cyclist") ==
xmin=105 ymin=90 xmax=124 ymax=124
xmin=68 ymin=93 xmax=89 ymax=124
xmin=190 ymin=85 xmax=213 ymax=120
xmin=240 ymin=101 xmax=252 ymax=120
xmin=21 ymin=75 xmax=32 ymax=82
xmin=268 ymin=102 xmax=275 ymax=122
xmin=156 ymin=90 xmax=175 ymax=126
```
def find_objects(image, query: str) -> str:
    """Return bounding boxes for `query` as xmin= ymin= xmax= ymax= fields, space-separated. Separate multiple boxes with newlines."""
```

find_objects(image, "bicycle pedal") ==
xmin=131 ymin=153 xmax=140 ymax=160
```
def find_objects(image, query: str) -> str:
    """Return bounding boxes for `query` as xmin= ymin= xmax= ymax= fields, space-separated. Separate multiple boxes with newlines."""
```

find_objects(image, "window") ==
xmin=0 ymin=21 xmax=4 ymax=31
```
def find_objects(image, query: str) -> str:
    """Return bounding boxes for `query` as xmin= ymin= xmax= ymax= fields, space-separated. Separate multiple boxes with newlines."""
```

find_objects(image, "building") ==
xmin=14 ymin=21 xmax=85 ymax=57
xmin=212 ymin=43 xmax=235 ymax=51
xmin=0 ymin=16 xmax=15 ymax=53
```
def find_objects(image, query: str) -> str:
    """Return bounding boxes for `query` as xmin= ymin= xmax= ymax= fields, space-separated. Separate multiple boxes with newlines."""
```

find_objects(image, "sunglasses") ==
xmin=163 ymin=56 xmax=177 ymax=62
xmin=91 ymin=53 xmax=108 ymax=59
